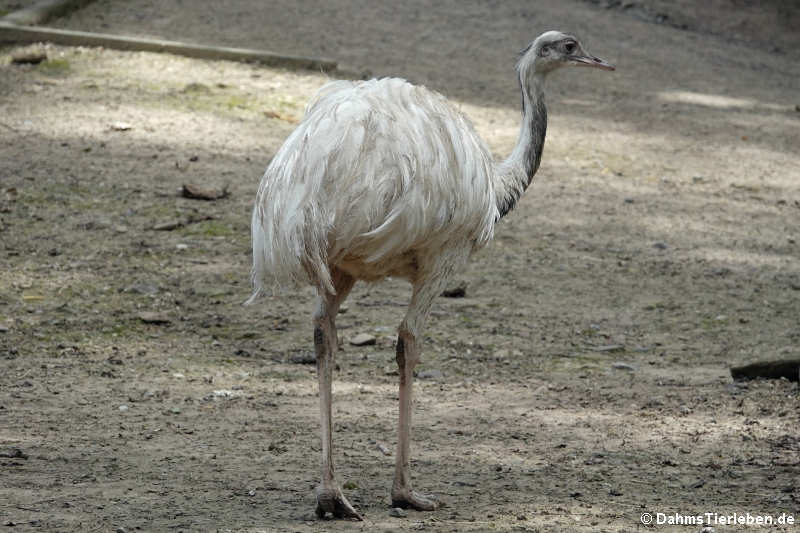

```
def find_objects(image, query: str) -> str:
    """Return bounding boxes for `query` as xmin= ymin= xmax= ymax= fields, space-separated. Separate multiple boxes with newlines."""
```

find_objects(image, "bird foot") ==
xmin=391 ymin=489 xmax=439 ymax=511
xmin=315 ymin=484 xmax=363 ymax=521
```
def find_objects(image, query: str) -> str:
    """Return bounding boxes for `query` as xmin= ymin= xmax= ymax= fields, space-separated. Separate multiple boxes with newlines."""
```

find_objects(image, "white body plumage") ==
xmin=250 ymin=78 xmax=498 ymax=298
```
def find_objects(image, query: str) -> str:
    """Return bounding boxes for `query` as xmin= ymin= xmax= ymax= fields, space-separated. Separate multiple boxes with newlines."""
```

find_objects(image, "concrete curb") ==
xmin=0 ymin=22 xmax=338 ymax=71
xmin=1 ymin=0 xmax=96 ymax=25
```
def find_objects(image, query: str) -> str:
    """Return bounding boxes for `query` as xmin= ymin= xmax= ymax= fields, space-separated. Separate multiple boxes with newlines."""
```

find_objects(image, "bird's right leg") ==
xmin=313 ymin=268 xmax=361 ymax=520
xmin=391 ymin=279 xmax=443 ymax=511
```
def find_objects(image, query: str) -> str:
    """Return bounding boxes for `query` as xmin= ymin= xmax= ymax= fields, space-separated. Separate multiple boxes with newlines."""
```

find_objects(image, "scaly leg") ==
xmin=391 ymin=278 xmax=446 ymax=511
xmin=312 ymin=269 xmax=361 ymax=520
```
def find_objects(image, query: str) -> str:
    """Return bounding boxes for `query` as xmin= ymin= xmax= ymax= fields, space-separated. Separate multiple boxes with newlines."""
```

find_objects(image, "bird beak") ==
xmin=571 ymin=54 xmax=615 ymax=71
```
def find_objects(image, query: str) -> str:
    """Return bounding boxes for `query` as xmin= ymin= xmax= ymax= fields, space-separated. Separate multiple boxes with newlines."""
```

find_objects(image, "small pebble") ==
xmin=118 ymin=405 xmax=128 ymax=412
xmin=389 ymin=507 xmax=407 ymax=518
xmin=417 ymin=369 xmax=444 ymax=380
xmin=138 ymin=312 xmax=171 ymax=325
xmin=350 ymin=333 xmax=376 ymax=346
xmin=289 ymin=352 xmax=315 ymax=365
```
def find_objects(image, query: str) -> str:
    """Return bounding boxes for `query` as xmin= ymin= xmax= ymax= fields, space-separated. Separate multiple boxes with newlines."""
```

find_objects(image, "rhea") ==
xmin=250 ymin=31 xmax=614 ymax=519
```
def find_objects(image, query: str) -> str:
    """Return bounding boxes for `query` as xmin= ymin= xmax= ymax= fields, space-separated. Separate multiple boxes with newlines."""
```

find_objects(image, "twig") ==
xmin=151 ymin=214 xmax=216 ymax=231
xmin=15 ymin=505 xmax=40 ymax=512
xmin=0 ymin=121 xmax=19 ymax=133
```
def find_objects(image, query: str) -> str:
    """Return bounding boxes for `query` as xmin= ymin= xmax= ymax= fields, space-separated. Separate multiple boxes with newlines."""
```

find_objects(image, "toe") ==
xmin=392 ymin=490 xmax=439 ymax=511
xmin=315 ymin=484 xmax=363 ymax=521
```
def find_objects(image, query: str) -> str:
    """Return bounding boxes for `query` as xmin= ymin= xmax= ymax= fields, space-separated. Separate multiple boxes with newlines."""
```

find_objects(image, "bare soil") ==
xmin=1 ymin=1 xmax=799 ymax=532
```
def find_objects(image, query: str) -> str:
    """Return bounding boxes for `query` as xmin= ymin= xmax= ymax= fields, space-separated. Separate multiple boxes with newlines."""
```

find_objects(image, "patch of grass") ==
xmin=184 ymin=220 xmax=235 ymax=237
xmin=38 ymin=58 xmax=71 ymax=75
xmin=223 ymin=95 xmax=249 ymax=110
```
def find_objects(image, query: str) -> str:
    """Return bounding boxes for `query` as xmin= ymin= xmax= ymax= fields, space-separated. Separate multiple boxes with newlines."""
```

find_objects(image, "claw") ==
xmin=391 ymin=489 xmax=439 ymax=511
xmin=315 ymin=484 xmax=363 ymax=520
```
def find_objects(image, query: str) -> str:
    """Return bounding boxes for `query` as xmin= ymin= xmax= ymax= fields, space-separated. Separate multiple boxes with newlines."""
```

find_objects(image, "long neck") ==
xmin=494 ymin=73 xmax=547 ymax=219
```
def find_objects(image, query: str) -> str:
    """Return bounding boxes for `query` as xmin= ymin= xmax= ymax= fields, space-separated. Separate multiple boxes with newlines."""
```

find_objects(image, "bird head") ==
xmin=519 ymin=31 xmax=615 ymax=77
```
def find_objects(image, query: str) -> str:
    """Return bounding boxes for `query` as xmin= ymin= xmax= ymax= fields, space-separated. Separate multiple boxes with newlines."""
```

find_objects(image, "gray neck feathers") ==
xmin=494 ymin=71 xmax=547 ymax=220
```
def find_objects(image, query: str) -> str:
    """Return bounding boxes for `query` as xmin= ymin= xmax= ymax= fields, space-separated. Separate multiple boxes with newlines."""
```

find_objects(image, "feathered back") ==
xmin=250 ymin=78 xmax=499 ymax=299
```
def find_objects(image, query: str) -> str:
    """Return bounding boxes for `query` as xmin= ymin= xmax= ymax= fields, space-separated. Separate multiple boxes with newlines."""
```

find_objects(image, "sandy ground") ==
xmin=1 ymin=1 xmax=799 ymax=532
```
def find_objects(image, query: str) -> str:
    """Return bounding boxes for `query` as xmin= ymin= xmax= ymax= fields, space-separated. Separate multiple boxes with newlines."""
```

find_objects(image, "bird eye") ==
xmin=565 ymin=42 xmax=576 ymax=54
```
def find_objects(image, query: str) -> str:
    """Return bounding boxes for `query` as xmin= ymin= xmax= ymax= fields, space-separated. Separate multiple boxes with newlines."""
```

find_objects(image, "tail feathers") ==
xmin=248 ymin=204 xmax=334 ymax=303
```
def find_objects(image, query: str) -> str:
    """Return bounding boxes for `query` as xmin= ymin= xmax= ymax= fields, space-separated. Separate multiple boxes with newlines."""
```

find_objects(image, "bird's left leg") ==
xmin=391 ymin=275 xmax=449 ymax=511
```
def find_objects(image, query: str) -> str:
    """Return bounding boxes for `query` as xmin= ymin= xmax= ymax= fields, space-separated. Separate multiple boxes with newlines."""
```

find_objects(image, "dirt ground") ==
xmin=1 ymin=1 xmax=799 ymax=532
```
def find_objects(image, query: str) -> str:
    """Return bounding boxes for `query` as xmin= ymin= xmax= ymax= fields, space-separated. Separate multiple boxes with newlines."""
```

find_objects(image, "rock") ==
xmin=138 ymin=312 xmax=171 ymax=325
xmin=417 ymin=369 xmax=443 ymax=380
xmin=652 ymin=242 xmax=668 ymax=250
xmin=349 ymin=333 xmax=376 ymax=346
xmin=289 ymin=352 xmax=315 ymax=365
xmin=389 ymin=507 xmax=407 ymax=518
xmin=493 ymin=348 xmax=509 ymax=360
xmin=127 ymin=283 xmax=159 ymax=295
xmin=181 ymin=183 xmax=229 ymax=201
xmin=110 ymin=122 xmax=132 ymax=131
xmin=611 ymin=362 xmax=635 ymax=372
xmin=118 ymin=405 xmax=129 ymax=412
xmin=11 ymin=51 xmax=47 ymax=64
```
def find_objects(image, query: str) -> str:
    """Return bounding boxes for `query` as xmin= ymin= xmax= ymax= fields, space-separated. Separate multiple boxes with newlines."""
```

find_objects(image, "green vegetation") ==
xmin=38 ymin=58 xmax=71 ymax=75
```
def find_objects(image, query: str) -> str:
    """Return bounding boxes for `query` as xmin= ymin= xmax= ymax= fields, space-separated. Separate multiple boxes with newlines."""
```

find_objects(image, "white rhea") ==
xmin=250 ymin=30 xmax=614 ymax=520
